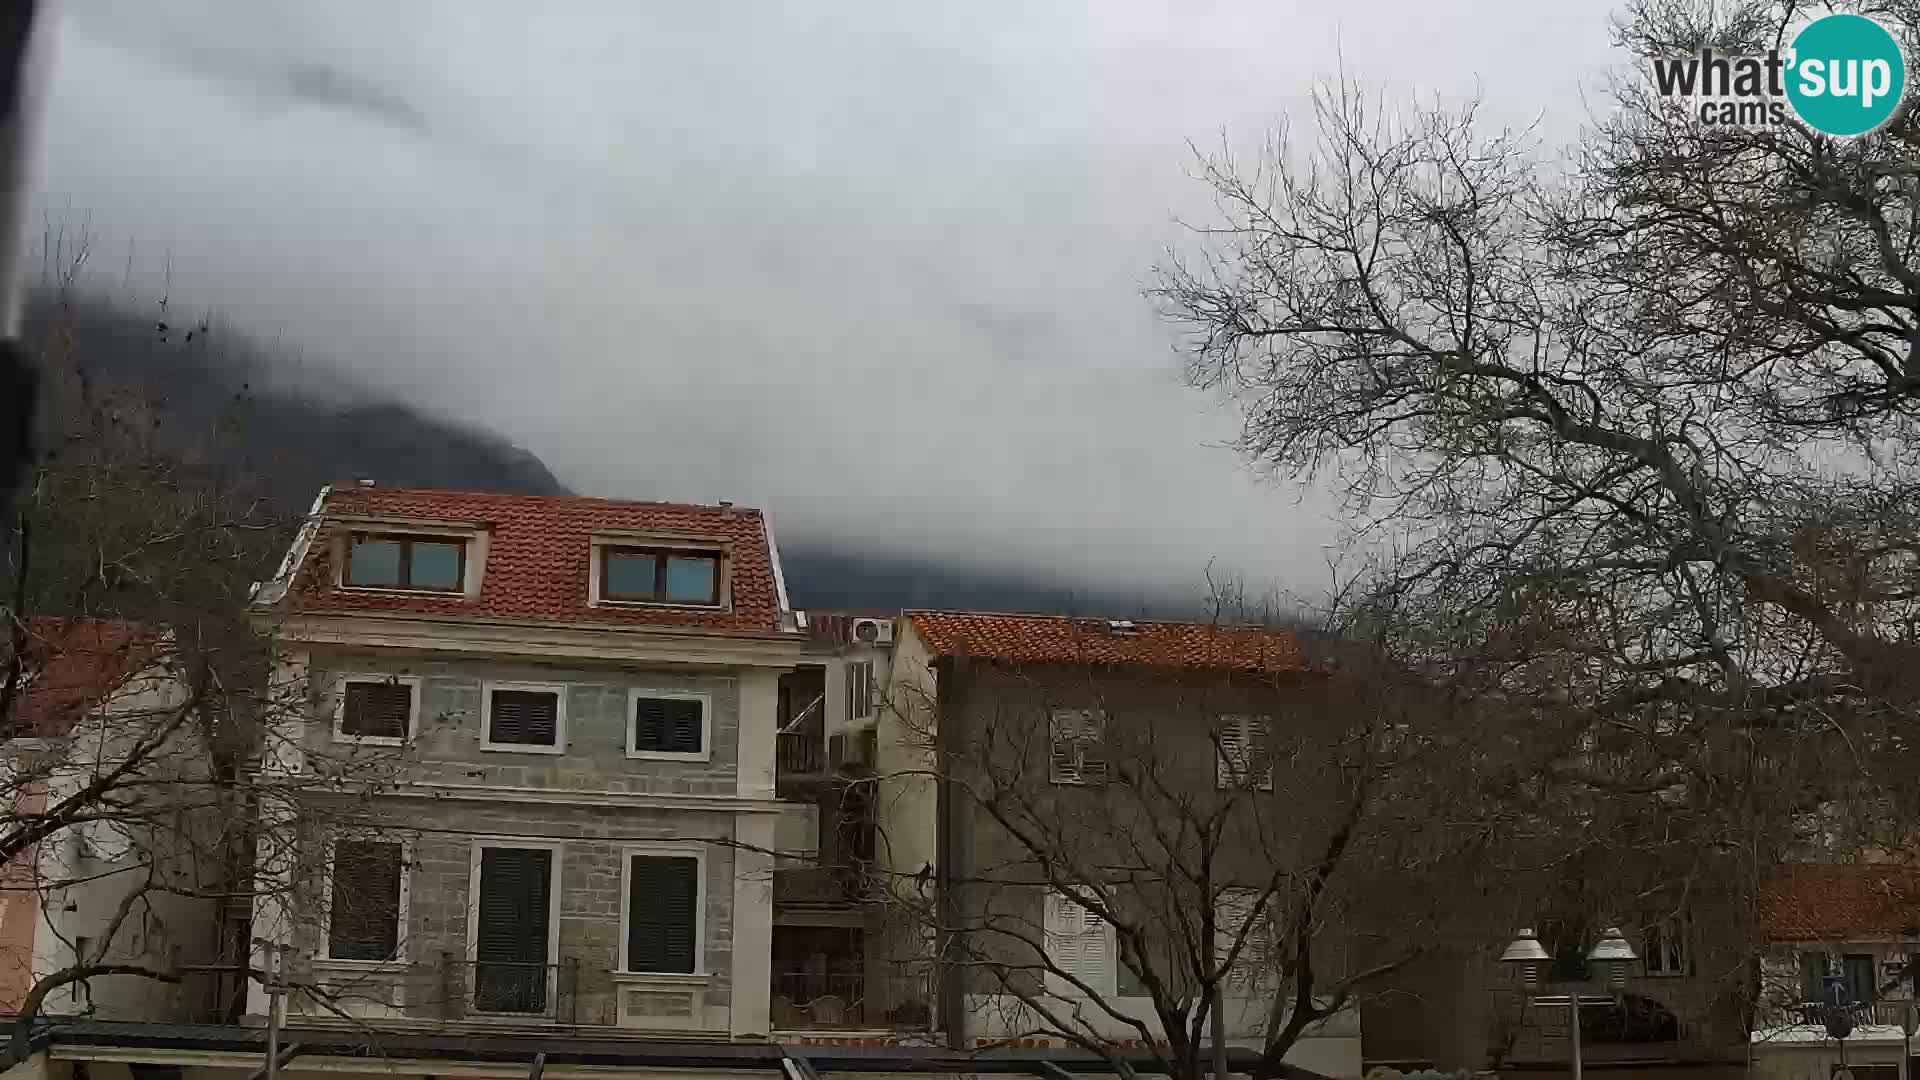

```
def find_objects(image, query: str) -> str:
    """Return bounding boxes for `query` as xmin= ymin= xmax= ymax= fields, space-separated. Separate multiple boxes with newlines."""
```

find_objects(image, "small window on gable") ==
xmin=345 ymin=533 xmax=466 ymax=592
xmin=1049 ymin=709 xmax=1108 ymax=785
xmin=601 ymin=547 xmax=723 ymax=606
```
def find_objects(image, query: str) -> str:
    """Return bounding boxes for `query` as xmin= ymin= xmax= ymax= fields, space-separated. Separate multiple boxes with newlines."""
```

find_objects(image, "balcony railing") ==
xmin=1786 ymin=999 xmax=1915 ymax=1028
xmin=771 ymin=970 xmax=934 ymax=1031
xmin=437 ymin=955 xmax=579 ymax=1023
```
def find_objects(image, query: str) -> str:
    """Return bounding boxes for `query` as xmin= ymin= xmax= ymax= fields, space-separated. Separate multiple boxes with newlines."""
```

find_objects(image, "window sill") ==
xmin=333 ymin=734 xmax=407 ymax=748
xmin=479 ymin=742 xmax=566 ymax=755
xmin=594 ymin=598 xmax=728 ymax=612
xmin=612 ymin=970 xmax=712 ymax=987
xmin=337 ymin=585 xmax=469 ymax=598
xmin=627 ymin=749 xmax=711 ymax=763
xmin=313 ymin=956 xmax=408 ymax=972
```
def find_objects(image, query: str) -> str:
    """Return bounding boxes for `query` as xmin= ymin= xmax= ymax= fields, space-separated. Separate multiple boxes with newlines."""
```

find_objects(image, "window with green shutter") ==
xmin=327 ymin=840 xmax=403 ymax=961
xmin=341 ymin=680 xmax=413 ymax=740
xmin=486 ymin=687 xmax=561 ymax=748
xmin=630 ymin=695 xmax=705 ymax=756
xmin=626 ymin=855 xmax=700 ymax=973
xmin=473 ymin=846 xmax=554 ymax=1013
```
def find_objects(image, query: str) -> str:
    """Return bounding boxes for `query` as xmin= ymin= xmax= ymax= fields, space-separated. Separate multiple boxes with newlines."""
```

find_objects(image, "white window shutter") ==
xmin=1049 ymin=710 xmax=1108 ymax=785
xmin=1216 ymin=889 xmax=1275 ymax=990
xmin=1216 ymin=716 xmax=1275 ymax=791
xmin=1045 ymin=891 xmax=1116 ymax=996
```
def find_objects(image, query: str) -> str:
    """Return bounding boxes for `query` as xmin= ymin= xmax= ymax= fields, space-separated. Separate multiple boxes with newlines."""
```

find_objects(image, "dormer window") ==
xmin=601 ymin=546 xmax=722 ymax=606
xmin=345 ymin=533 xmax=467 ymax=592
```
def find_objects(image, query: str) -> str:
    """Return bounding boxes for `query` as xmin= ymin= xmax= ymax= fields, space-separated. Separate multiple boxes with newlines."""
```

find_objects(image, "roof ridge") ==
xmin=326 ymin=487 xmax=765 ymax=515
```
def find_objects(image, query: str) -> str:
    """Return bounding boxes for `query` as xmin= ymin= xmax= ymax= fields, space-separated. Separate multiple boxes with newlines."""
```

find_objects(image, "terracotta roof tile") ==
xmin=282 ymin=487 xmax=788 ymax=635
xmin=905 ymin=610 xmax=1311 ymax=674
xmin=10 ymin=618 xmax=163 ymax=737
xmin=1756 ymin=863 xmax=1920 ymax=942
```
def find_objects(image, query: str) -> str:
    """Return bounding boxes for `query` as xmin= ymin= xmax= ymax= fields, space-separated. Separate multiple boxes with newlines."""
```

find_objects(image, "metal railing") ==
xmin=1789 ymin=999 xmax=1916 ymax=1028
xmin=778 ymin=730 xmax=825 ymax=779
xmin=771 ymin=970 xmax=933 ymax=1031
xmin=438 ymin=955 xmax=578 ymax=1023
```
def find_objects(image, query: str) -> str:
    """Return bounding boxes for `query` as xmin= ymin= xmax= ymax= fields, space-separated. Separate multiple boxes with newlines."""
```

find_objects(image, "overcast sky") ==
xmin=34 ymin=1 xmax=1626 ymax=607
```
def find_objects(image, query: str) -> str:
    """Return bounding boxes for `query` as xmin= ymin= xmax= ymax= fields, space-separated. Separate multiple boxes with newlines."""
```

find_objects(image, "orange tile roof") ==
xmin=10 ymin=618 xmax=164 ymax=737
xmin=281 ymin=487 xmax=789 ymax=635
xmin=1756 ymin=863 xmax=1920 ymax=942
xmin=905 ymin=610 xmax=1312 ymax=674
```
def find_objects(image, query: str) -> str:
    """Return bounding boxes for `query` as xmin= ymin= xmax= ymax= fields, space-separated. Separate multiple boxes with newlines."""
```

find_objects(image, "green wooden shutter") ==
xmin=327 ymin=841 xmax=402 ymax=960
xmin=343 ymin=682 xmax=411 ymax=738
xmin=626 ymin=855 xmax=698 ymax=973
xmin=489 ymin=689 xmax=558 ymax=746
xmin=633 ymin=697 xmax=703 ymax=754
xmin=474 ymin=847 xmax=552 ymax=1012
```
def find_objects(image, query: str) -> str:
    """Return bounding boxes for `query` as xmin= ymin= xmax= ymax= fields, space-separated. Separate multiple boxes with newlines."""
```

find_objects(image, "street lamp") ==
xmin=1500 ymin=927 xmax=1641 ymax=1080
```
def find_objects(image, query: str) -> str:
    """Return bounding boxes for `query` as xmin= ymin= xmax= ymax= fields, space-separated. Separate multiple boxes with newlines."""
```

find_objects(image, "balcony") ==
xmin=1784 ymin=999 xmax=1915 ymax=1029
xmin=771 ymin=970 xmax=935 ymax=1032
xmin=778 ymin=729 xmax=827 ymax=794
xmin=436 ymin=956 xmax=580 ymax=1023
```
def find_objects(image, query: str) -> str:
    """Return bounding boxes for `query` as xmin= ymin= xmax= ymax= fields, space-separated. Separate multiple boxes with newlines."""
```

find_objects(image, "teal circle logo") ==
xmin=1786 ymin=14 xmax=1907 ymax=137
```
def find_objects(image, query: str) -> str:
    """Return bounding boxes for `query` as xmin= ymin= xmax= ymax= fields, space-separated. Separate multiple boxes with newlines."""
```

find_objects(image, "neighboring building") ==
xmin=246 ymin=485 xmax=810 ymax=1037
xmin=877 ymin=609 xmax=1364 ymax=1078
xmin=769 ymin=610 xmax=930 ymax=1042
xmin=1750 ymin=862 xmax=1920 ymax=1080
xmin=0 ymin=617 xmax=217 ymax=1023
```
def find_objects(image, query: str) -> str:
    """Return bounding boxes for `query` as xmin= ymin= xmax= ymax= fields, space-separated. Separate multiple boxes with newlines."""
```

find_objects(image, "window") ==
xmin=1215 ymin=715 xmax=1274 ymax=791
xmin=1641 ymin=915 xmax=1690 ymax=976
xmin=1216 ymin=889 xmax=1278 ymax=990
xmin=629 ymin=691 xmax=709 ymax=760
xmin=469 ymin=844 xmax=558 ymax=1014
xmin=1043 ymin=890 xmax=1116 ymax=997
xmin=1048 ymin=709 xmax=1108 ymax=785
xmin=326 ymin=839 xmax=406 ymax=962
xmin=336 ymin=676 xmax=418 ymax=743
xmin=623 ymin=851 xmax=703 ymax=973
xmin=482 ymin=683 xmax=564 ymax=752
xmin=1802 ymin=951 xmax=1832 ymax=1003
xmin=344 ymin=533 xmax=465 ymax=592
xmin=1844 ymin=953 xmax=1877 ymax=1004
xmin=601 ymin=546 xmax=722 ymax=606
xmin=847 ymin=661 xmax=874 ymax=721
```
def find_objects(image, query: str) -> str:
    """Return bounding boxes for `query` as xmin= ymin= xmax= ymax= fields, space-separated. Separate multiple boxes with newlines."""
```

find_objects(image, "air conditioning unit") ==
xmin=850 ymin=617 xmax=894 ymax=646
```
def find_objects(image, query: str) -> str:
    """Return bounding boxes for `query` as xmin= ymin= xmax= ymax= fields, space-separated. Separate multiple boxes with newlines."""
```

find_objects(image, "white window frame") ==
xmin=334 ymin=526 xmax=480 ymax=597
xmin=587 ymin=534 xmax=733 ymax=611
xmin=1642 ymin=914 xmax=1691 ymax=977
xmin=320 ymin=832 xmax=412 ymax=966
xmin=1215 ymin=887 xmax=1276 ymax=991
xmin=1215 ymin=714 xmax=1275 ymax=791
xmin=1048 ymin=709 xmax=1108 ymax=786
xmin=1042 ymin=889 xmax=1117 ymax=997
xmin=479 ymin=681 xmax=568 ymax=754
xmin=464 ymin=837 xmax=566 ymax=1014
xmin=626 ymin=689 xmax=713 ymax=762
xmin=332 ymin=674 xmax=422 ymax=747
xmin=616 ymin=841 xmax=709 ymax=976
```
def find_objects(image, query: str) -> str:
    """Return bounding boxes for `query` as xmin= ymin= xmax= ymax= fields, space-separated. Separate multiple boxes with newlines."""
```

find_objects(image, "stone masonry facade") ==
xmin=278 ymin=651 xmax=758 ymax=1033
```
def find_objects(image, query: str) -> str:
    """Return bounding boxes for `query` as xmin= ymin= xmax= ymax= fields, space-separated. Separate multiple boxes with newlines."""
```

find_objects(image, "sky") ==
xmin=32 ymin=0 xmax=1627 ymax=609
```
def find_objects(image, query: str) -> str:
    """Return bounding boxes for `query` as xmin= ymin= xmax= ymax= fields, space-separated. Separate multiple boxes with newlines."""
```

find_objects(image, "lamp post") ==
xmin=1900 ymin=1000 xmax=1916 ymax=1080
xmin=1500 ymin=927 xmax=1641 ymax=1080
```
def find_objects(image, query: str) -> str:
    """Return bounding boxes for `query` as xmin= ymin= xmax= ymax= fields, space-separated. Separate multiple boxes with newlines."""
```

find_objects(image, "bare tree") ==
xmin=870 ymin=614 xmax=1522 ymax=1080
xmin=1154 ymin=0 xmax=1920 ymax=899
xmin=0 ymin=264 xmax=427 ymax=1060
